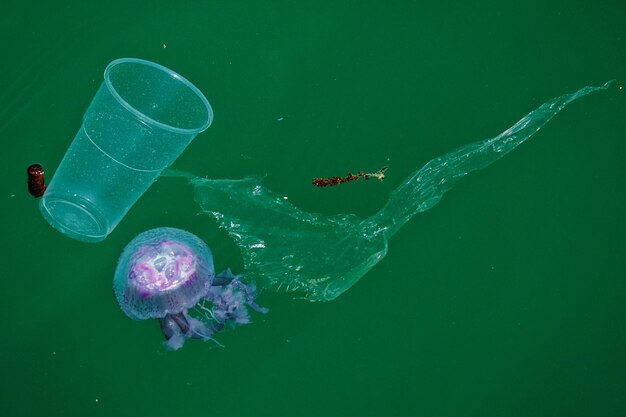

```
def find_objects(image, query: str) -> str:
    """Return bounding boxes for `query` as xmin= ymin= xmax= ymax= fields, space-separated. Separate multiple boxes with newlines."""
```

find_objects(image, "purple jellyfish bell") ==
xmin=113 ymin=227 xmax=267 ymax=351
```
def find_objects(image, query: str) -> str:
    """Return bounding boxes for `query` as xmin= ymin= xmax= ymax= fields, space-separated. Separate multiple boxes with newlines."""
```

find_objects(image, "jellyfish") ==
xmin=163 ymin=81 xmax=615 ymax=301
xmin=113 ymin=227 xmax=267 ymax=350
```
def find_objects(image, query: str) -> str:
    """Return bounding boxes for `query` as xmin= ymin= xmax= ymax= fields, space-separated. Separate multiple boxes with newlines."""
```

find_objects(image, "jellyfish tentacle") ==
xmin=231 ymin=279 xmax=269 ymax=314
xmin=195 ymin=302 xmax=218 ymax=321
xmin=169 ymin=312 xmax=191 ymax=334
xmin=204 ymin=269 xmax=269 ymax=326
xmin=158 ymin=314 xmax=187 ymax=350
xmin=211 ymin=275 xmax=234 ymax=286
xmin=186 ymin=315 xmax=219 ymax=342
xmin=158 ymin=315 xmax=178 ymax=341
xmin=159 ymin=312 xmax=222 ymax=349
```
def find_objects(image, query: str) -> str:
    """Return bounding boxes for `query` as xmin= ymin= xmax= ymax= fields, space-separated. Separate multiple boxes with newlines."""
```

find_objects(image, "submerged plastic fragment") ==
xmin=165 ymin=82 xmax=613 ymax=301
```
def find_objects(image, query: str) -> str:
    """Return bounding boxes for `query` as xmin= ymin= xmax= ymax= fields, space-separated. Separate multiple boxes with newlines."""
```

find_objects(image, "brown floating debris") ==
xmin=27 ymin=164 xmax=47 ymax=198
xmin=312 ymin=166 xmax=387 ymax=188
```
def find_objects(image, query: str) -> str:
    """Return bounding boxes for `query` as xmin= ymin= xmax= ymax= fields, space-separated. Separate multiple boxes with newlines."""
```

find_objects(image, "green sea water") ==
xmin=1 ymin=1 xmax=625 ymax=416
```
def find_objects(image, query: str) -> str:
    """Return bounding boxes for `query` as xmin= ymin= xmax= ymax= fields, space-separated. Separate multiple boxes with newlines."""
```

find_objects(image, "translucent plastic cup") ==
xmin=40 ymin=58 xmax=213 ymax=242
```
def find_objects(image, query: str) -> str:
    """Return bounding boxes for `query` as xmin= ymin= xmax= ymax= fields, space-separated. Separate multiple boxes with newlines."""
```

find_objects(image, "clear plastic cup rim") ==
xmin=104 ymin=58 xmax=213 ymax=135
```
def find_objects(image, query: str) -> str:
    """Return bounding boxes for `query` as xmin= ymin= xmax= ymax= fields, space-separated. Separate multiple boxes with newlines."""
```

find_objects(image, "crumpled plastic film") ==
xmin=164 ymin=81 xmax=613 ymax=301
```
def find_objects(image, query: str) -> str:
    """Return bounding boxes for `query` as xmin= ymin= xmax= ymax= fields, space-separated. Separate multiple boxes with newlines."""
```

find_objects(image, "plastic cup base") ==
xmin=39 ymin=195 xmax=109 ymax=242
